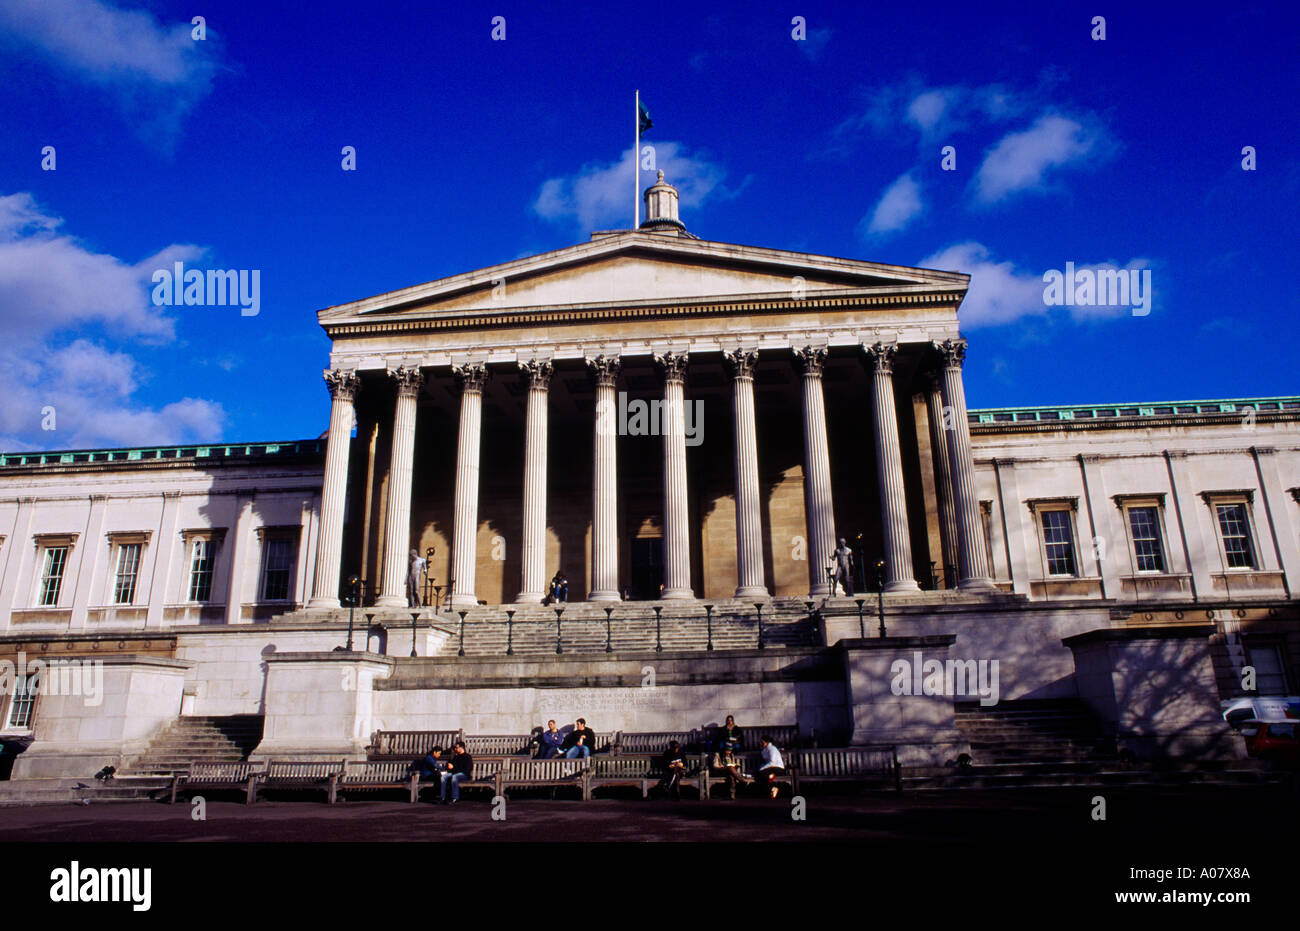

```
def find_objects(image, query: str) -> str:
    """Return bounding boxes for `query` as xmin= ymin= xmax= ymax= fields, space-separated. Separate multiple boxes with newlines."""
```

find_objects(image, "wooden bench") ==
xmin=613 ymin=730 xmax=700 ymax=755
xmin=335 ymin=760 xmax=421 ymax=803
xmin=790 ymin=746 xmax=901 ymax=794
xmin=168 ymin=761 xmax=263 ymax=805
xmin=413 ymin=759 xmax=503 ymax=801
xmin=701 ymin=750 xmax=796 ymax=799
xmin=700 ymin=724 xmax=801 ymax=752
xmin=587 ymin=753 xmax=705 ymax=800
xmin=258 ymin=760 xmax=346 ymax=803
xmin=463 ymin=735 xmax=534 ymax=757
xmin=500 ymin=758 xmax=589 ymax=799
xmin=367 ymin=730 xmax=462 ymax=760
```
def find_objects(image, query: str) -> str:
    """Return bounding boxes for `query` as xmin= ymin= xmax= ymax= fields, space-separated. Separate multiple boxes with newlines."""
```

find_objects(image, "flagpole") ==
xmin=634 ymin=89 xmax=640 ymax=229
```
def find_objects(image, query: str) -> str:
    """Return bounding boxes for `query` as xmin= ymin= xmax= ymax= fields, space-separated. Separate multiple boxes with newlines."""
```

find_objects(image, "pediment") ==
xmin=318 ymin=232 xmax=968 ymax=325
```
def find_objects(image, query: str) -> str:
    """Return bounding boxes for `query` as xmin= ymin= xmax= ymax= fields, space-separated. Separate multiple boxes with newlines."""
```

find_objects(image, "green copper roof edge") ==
xmin=967 ymin=396 xmax=1299 ymax=415
xmin=0 ymin=438 xmax=326 ymax=465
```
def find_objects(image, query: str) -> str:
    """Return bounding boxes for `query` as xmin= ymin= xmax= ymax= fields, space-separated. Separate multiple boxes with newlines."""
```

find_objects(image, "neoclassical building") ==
xmin=1 ymin=176 xmax=1296 ymax=779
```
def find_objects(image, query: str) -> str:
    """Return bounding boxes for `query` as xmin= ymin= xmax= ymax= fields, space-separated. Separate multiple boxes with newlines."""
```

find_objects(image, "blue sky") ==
xmin=1 ymin=0 xmax=1296 ymax=451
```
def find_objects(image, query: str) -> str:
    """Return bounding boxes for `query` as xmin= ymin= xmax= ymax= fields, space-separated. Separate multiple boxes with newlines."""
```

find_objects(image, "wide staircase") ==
xmin=123 ymin=715 xmax=264 ymax=776
xmin=955 ymin=698 xmax=1116 ymax=764
xmin=425 ymin=598 xmax=821 ymax=656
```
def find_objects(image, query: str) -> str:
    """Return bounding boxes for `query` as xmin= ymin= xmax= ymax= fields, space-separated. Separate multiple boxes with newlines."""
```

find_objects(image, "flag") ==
xmin=638 ymin=100 xmax=653 ymax=134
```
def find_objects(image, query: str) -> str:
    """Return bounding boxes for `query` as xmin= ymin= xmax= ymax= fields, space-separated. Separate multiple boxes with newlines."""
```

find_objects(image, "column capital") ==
xmin=724 ymin=347 xmax=760 ymax=380
xmin=323 ymin=368 xmax=361 ymax=401
xmin=586 ymin=353 xmax=621 ymax=388
xmin=653 ymin=350 xmax=690 ymax=384
xmin=863 ymin=341 xmax=899 ymax=374
xmin=934 ymin=338 xmax=968 ymax=369
xmin=793 ymin=345 xmax=828 ymax=375
xmin=452 ymin=361 xmax=490 ymax=393
xmin=387 ymin=365 xmax=425 ymax=398
xmin=519 ymin=358 xmax=553 ymax=389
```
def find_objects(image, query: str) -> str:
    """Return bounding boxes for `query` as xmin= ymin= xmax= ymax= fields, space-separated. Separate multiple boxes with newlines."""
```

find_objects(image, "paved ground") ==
xmin=6 ymin=784 xmax=1292 ymax=914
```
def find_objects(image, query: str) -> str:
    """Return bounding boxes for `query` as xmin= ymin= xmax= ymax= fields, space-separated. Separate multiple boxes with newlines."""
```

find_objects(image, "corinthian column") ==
xmin=655 ymin=351 xmax=694 ymax=599
xmin=310 ymin=369 xmax=361 ymax=609
xmin=924 ymin=370 xmax=960 ymax=586
xmin=587 ymin=354 xmax=621 ymax=602
xmin=377 ymin=366 xmax=423 ymax=608
xmin=517 ymin=359 xmax=552 ymax=603
xmin=865 ymin=342 xmax=919 ymax=592
xmin=725 ymin=348 xmax=768 ymax=598
xmin=450 ymin=362 xmax=488 ymax=608
xmin=936 ymin=339 xmax=996 ymax=591
xmin=794 ymin=345 xmax=835 ymax=596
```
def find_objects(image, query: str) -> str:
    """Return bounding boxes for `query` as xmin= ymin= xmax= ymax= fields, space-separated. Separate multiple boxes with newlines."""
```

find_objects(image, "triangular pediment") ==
xmin=317 ymin=231 xmax=968 ymax=324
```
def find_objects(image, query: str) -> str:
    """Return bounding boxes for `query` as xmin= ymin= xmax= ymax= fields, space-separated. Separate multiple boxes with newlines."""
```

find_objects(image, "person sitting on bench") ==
xmin=439 ymin=742 xmax=473 ymax=804
xmin=535 ymin=720 xmax=564 ymax=759
xmin=561 ymin=718 xmax=595 ymax=758
xmin=414 ymin=746 xmax=444 ymax=780
xmin=758 ymin=735 xmax=786 ymax=799
xmin=657 ymin=740 xmax=687 ymax=801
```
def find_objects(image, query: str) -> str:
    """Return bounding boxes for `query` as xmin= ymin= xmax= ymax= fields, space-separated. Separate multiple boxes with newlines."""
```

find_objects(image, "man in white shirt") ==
xmin=758 ymin=735 xmax=787 ymax=799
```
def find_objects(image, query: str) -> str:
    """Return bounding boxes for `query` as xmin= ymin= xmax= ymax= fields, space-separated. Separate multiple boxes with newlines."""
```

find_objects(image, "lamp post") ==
xmin=604 ymin=606 xmax=614 ymax=653
xmin=854 ymin=598 xmax=866 ymax=639
xmin=457 ymin=609 xmax=467 ymax=657
xmin=875 ymin=560 xmax=886 ymax=638
xmin=423 ymin=547 xmax=435 ymax=606
xmin=505 ymin=609 xmax=515 ymax=656
xmin=653 ymin=605 xmax=663 ymax=653
xmin=754 ymin=602 xmax=765 ymax=650
xmin=409 ymin=612 xmax=420 ymax=657
xmin=826 ymin=563 xmax=836 ymax=597
xmin=554 ymin=606 xmax=564 ymax=655
xmin=432 ymin=585 xmax=443 ymax=615
xmin=704 ymin=604 xmax=714 ymax=651
xmin=364 ymin=612 xmax=377 ymax=654
xmin=344 ymin=574 xmax=360 ymax=651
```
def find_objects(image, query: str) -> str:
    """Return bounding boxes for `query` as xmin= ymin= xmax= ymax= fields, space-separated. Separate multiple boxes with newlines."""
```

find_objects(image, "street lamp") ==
xmin=341 ymin=574 xmax=361 ymax=651
xmin=505 ymin=609 xmax=515 ymax=656
xmin=424 ymin=547 xmax=435 ymax=606
xmin=704 ymin=604 xmax=714 ymax=651
xmin=653 ymin=605 xmax=663 ymax=653
xmin=754 ymin=602 xmax=765 ymax=650
xmin=604 ymin=606 xmax=614 ymax=653
xmin=457 ymin=609 xmax=467 ymax=656
xmin=875 ymin=560 xmax=886 ymax=638
xmin=854 ymin=598 xmax=866 ymax=639
xmin=409 ymin=612 xmax=420 ymax=657
xmin=554 ymin=606 xmax=564 ymax=655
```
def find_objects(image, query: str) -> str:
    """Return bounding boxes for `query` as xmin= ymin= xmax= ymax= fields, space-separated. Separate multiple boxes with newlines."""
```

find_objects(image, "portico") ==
xmin=308 ymin=177 xmax=991 ymax=609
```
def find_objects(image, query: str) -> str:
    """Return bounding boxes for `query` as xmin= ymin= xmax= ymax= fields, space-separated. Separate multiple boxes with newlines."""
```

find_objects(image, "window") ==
xmin=188 ymin=538 xmax=215 ymax=602
xmin=1215 ymin=503 xmax=1255 ymax=569
xmin=1126 ymin=506 xmax=1166 ymax=572
xmin=113 ymin=542 xmax=142 ymax=604
xmin=1246 ymin=643 xmax=1288 ymax=695
xmin=4 ymin=674 xmax=36 ymax=729
xmin=260 ymin=538 xmax=294 ymax=601
xmin=1040 ymin=510 xmax=1077 ymax=576
xmin=38 ymin=546 xmax=68 ymax=606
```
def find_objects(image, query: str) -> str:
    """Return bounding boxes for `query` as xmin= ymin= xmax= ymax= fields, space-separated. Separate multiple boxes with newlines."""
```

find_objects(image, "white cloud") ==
xmin=922 ymin=242 xmax=1046 ymax=327
xmin=0 ymin=0 xmax=218 ymax=146
xmin=973 ymin=114 xmax=1103 ymax=204
xmin=922 ymin=242 xmax=1156 ymax=327
xmin=0 ymin=192 xmax=225 ymax=450
xmin=532 ymin=142 xmax=735 ymax=231
xmin=863 ymin=172 xmax=924 ymax=235
xmin=0 ymin=0 xmax=210 ymax=85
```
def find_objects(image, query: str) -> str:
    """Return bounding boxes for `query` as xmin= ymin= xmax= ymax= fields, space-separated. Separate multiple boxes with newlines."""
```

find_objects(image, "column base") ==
xmin=809 ymin=584 xmax=830 ymax=597
xmin=660 ymin=588 xmax=695 ymax=600
xmin=734 ymin=585 xmax=770 ymax=599
xmin=884 ymin=579 xmax=921 ymax=594
xmin=958 ymin=577 xmax=999 ymax=593
xmin=307 ymin=596 xmax=341 ymax=610
xmin=375 ymin=595 xmax=407 ymax=608
xmin=450 ymin=593 xmax=479 ymax=608
xmin=515 ymin=592 xmax=545 ymax=604
xmin=588 ymin=589 xmax=620 ymax=602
